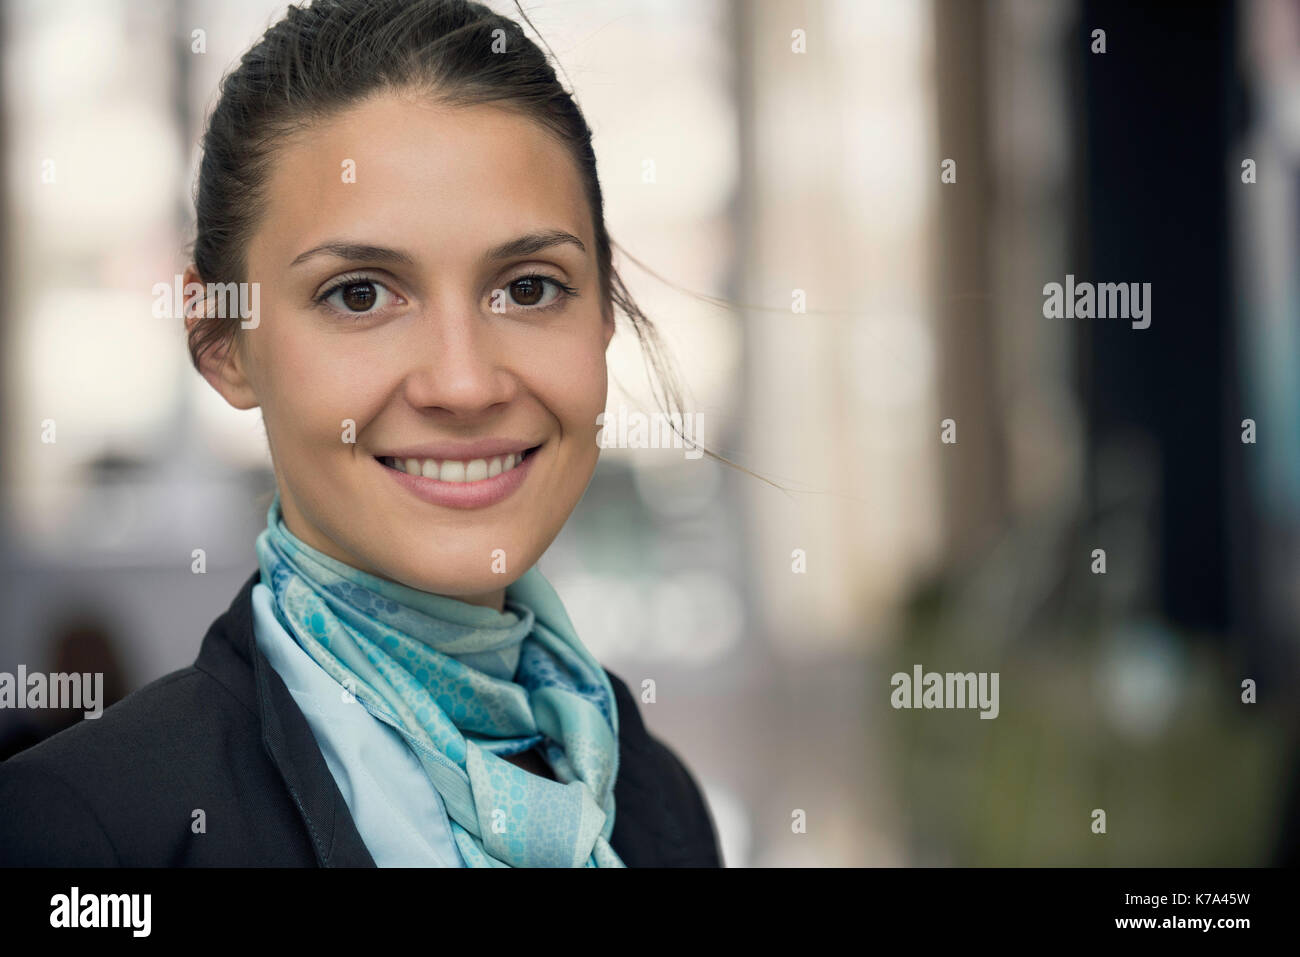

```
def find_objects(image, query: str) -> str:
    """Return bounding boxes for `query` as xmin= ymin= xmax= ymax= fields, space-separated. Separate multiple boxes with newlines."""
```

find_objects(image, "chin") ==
xmin=377 ymin=543 xmax=534 ymax=595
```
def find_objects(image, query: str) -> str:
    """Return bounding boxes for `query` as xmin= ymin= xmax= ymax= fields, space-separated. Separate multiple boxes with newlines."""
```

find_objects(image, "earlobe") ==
xmin=201 ymin=338 xmax=260 ymax=411
xmin=602 ymin=308 xmax=615 ymax=349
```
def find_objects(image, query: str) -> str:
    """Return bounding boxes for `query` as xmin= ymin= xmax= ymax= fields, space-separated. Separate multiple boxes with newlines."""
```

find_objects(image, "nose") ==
xmin=400 ymin=296 xmax=518 ymax=415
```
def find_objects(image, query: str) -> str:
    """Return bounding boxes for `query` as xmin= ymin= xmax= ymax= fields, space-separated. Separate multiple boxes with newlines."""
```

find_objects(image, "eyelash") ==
xmin=311 ymin=272 xmax=579 ymax=316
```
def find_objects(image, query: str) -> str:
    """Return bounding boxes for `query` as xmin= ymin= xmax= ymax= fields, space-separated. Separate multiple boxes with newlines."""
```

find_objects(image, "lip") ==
xmin=376 ymin=444 xmax=540 ymax=510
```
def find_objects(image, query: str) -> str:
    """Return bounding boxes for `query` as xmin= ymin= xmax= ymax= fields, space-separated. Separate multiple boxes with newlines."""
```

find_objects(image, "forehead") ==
xmin=249 ymin=92 xmax=593 ymax=269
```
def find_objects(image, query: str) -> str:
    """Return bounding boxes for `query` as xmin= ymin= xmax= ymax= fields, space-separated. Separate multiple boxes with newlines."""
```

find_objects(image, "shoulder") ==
xmin=0 ymin=663 xmax=260 ymax=865
xmin=604 ymin=668 xmax=723 ymax=867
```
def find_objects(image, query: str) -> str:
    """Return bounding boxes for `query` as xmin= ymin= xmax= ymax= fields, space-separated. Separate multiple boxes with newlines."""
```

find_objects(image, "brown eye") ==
xmin=318 ymin=276 xmax=399 ymax=317
xmin=509 ymin=277 xmax=545 ymax=306
xmin=340 ymin=281 xmax=377 ymax=312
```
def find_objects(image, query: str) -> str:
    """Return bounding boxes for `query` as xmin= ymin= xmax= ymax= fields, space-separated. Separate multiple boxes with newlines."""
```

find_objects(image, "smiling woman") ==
xmin=0 ymin=0 xmax=722 ymax=869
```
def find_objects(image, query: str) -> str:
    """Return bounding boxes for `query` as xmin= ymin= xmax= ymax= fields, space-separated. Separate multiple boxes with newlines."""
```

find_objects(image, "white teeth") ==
xmin=383 ymin=450 xmax=531 ymax=483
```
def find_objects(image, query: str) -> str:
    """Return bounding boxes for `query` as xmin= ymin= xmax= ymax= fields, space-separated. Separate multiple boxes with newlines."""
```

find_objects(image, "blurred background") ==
xmin=1 ymin=0 xmax=1297 ymax=866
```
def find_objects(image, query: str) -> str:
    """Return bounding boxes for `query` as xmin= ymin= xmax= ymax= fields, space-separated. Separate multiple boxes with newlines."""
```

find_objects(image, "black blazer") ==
xmin=0 ymin=570 xmax=722 ymax=867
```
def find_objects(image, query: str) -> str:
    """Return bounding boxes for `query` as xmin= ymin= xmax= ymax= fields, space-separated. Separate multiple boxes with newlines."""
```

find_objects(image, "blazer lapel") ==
xmin=224 ymin=569 xmax=377 ymax=867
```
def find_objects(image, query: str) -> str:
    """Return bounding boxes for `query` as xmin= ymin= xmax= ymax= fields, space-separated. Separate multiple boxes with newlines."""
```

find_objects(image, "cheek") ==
xmin=254 ymin=311 xmax=387 ymax=457
xmin=545 ymin=338 xmax=609 ymax=440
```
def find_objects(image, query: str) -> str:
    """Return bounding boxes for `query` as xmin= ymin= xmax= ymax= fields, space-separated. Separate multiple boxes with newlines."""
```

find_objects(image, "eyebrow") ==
xmin=288 ymin=229 xmax=587 ymax=268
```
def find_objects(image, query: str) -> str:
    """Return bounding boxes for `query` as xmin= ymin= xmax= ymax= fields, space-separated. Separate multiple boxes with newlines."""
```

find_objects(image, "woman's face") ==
xmin=193 ymin=92 xmax=613 ymax=610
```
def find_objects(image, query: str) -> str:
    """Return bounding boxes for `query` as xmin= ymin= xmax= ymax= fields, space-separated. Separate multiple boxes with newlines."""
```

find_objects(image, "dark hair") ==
xmin=188 ymin=0 xmax=764 ymax=479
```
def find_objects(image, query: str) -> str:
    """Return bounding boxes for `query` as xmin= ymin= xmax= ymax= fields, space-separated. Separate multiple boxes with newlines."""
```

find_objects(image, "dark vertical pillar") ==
xmin=1078 ymin=0 xmax=1239 ymax=635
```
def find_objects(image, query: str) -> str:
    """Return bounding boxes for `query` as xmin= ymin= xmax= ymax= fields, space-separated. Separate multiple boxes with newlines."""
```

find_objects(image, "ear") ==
xmin=184 ymin=264 xmax=260 ymax=410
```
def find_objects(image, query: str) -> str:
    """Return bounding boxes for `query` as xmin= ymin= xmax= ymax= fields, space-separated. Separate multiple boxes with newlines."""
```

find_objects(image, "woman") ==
xmin=0 ymin=0 xmax=721 ymax=868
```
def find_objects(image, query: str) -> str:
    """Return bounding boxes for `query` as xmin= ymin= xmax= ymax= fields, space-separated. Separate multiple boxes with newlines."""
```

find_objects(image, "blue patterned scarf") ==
xmin=254 ymin=492 xmax=625 ymax=868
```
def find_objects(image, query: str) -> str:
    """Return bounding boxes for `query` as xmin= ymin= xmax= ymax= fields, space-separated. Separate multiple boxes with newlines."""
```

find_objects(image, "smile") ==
xmin=377 ymin=448 xmax=535 ymax=483
xmin=375 ymin=445 xmax=541 ymax=510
